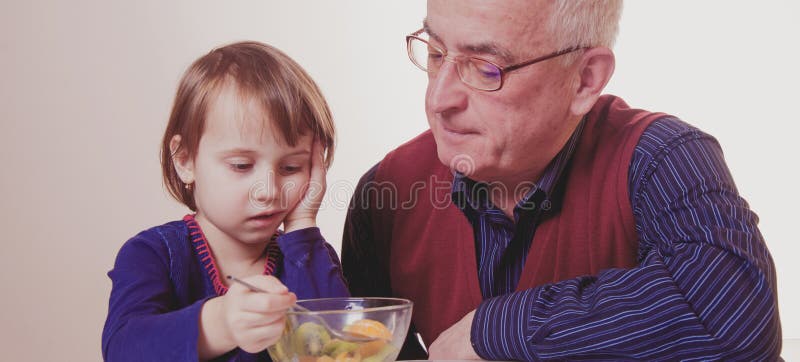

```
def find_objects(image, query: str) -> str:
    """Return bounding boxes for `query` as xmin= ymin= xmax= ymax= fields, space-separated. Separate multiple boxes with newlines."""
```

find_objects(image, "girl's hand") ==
xmin=217 ymin=275 xmax=297 ymax=354
xmin=199 ymin=276 xmax=296 ymax=357
xmin=283 ymin=140 xmax=326 ymax=233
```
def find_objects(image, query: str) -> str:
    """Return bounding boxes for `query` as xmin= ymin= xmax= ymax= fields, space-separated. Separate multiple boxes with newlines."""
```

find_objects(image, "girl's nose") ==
xmin=251 ymin=171 xmax=280 ymax=208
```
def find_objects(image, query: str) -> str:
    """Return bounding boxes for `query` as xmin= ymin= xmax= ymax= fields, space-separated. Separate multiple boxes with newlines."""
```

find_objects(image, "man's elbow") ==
xmin=711 ymin=275 xmax=782 ymax=360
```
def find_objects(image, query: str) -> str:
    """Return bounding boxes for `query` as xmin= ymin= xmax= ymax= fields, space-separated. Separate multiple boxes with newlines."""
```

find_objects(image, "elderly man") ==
xmin=342 ymin=0 xmax=782 ymax=360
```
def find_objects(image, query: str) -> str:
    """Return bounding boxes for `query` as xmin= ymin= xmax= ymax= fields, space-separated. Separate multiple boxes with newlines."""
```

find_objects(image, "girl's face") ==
xmin=177 ymin=84 xmax=312 ymax=249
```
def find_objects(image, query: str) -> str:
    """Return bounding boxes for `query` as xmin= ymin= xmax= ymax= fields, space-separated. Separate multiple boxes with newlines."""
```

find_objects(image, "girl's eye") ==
xmin=281 ymin=165 xmax=302 ymax=174
xmin=229 ymin=163 xmax=253 ymax=172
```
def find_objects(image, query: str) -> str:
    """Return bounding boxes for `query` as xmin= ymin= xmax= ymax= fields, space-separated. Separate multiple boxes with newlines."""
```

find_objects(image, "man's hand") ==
xmin=428 ymin=310 xmax=482 ymax=360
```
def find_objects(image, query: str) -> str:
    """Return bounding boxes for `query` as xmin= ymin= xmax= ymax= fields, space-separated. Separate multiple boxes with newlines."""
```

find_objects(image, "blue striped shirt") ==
xmin=341 ymin=116 xmax=781 ymax=360
xmin=452 ymin=119 xmax=585 ymax=299
xmin=467 ymin=116 xmax=781 ymax=361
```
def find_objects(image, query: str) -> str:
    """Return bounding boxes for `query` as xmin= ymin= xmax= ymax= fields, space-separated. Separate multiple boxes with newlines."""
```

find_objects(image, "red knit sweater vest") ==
xmin=372 ymin=95 xmax=665 ymax=346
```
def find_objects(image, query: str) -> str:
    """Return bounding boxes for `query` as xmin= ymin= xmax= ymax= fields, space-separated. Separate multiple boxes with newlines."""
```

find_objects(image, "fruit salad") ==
xmin=268 ymin=319 xmax=398 ymax=362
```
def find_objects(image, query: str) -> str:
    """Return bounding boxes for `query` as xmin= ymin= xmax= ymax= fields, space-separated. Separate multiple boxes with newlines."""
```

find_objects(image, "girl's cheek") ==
xmin=280 ymin=177 xmax=305 ymax=199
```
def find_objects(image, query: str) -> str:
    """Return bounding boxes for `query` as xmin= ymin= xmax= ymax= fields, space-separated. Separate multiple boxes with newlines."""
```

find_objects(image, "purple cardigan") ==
xmin=102 ymin=217 xmax=349 ymax=362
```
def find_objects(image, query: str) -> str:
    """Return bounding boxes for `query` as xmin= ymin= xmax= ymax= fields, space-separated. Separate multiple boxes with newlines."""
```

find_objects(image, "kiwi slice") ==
xmin=267 ymin=321 xmax=293 ymax=361
xmin=267 ymin=341 xmax=287 ymax=362
xmin=322 ymin=339 xmax=358 ymax=357
xmin=292 ymin=322 xmax=332 ymax=356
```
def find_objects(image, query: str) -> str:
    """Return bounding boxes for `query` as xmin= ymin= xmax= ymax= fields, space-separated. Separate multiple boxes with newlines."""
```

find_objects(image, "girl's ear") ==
xmin=169 ymin=135 xmax=195 ymax=184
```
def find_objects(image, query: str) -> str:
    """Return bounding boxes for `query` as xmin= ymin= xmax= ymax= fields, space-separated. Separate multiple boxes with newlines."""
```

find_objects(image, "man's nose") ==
xmin=426 ymin=59 xmax=468 ymax=116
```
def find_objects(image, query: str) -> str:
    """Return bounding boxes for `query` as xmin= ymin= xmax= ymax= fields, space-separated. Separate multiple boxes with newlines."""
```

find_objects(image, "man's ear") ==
xmin=169 ymin=135 xmax=195 ymax=184
xmin=570 ymin=47 xmax=616 ymax=116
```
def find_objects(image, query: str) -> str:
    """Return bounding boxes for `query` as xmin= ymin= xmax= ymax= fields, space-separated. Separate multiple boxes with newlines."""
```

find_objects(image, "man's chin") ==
xmin=436 ymin=151 xmax=478 ymax=177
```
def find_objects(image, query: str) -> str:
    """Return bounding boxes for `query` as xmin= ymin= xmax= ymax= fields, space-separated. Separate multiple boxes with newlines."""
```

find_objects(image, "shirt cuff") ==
xmin=277 ymin=227 xmax=323 ymax=265
xmin=471 ymin=290 xmax=536 ymax=361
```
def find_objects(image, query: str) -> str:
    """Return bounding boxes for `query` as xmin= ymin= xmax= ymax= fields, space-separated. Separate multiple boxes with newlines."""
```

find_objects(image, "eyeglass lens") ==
xmin=408 ymin=37 xmax=503 ymax=91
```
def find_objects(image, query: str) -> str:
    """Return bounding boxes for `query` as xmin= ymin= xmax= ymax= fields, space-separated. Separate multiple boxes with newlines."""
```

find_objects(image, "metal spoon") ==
xmin=226 ymin=276 xmax=377 ymax=343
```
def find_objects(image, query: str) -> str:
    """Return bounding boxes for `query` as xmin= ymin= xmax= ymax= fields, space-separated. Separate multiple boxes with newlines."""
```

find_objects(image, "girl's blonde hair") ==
xmin=160 ymin=41 xmax=336 ymax=211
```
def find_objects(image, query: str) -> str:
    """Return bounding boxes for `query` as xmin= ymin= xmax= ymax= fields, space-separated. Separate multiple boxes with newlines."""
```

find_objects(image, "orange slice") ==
xmin=356 ymin=339 xmax=387 ymax=357
xmin=342 ymin=319 xmax=392 ymax=341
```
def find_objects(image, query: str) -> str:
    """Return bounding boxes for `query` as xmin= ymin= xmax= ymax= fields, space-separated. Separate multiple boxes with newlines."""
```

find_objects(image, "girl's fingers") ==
xmin=237 ymin=322 xmax=287 ymax=353
xmin=251 ymin=275 xmax=290 ymax=294
xmin=231 ymin=309 xmax=288 ymax=328
xmin=302 ymin=140 xmax=326 ymax=210
xmin=227 ymin=275 xmax=287 ymax=296
xmin=310 ymin=139 xmax=326 ymax=186
xmin=240 ymin=291 xmax=297 ymax=313
xmin=227 ymin=275 xmax=295 ymax=312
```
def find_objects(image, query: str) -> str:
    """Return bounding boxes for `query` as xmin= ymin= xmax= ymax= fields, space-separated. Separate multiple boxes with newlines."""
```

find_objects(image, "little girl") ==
xmin=102 ymin=41 xmax=348 ymax=361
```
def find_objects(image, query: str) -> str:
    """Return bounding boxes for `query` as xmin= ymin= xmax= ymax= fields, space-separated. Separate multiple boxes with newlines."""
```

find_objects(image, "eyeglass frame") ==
xmin=405 ymin=28 xmax=588 ymax=91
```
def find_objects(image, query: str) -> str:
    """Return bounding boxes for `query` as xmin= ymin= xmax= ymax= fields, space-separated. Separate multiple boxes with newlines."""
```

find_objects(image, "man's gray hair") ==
xmin=548 ymin=0 xmax=624 ymax=49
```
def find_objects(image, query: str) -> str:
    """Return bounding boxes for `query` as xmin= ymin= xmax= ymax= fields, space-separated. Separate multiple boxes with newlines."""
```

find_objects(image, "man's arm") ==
xmin=341 ymin=164 xmax=391 ymax=297
xmin=341 ymin=163 xmax=429 ymax=359
xmin=466 ymin=118 xmax=781 ymax=361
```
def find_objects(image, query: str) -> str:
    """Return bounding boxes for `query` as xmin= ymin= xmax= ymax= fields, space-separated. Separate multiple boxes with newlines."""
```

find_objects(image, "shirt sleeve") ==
xmin=277 ymin=227 xmax=350 ymax=300
xmin=102 ymin=233 xmax=206 ymax=362
xmin=470 ymin=117 xmax=782 ymax=361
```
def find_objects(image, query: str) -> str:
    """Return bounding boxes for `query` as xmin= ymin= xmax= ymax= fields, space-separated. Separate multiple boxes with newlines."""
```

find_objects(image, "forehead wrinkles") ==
xmin=501 ymin=2 xmax=555 ymax=61
xmin=427 ymin=0 xmax=554 ymax=63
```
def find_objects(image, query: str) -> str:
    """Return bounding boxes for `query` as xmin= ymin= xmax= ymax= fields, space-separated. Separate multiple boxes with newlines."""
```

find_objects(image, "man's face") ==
xmin=425 ymin=0 xmax=581 ymax=184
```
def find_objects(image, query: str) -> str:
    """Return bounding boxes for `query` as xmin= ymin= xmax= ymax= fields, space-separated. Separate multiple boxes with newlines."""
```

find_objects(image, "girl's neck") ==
xmin=193 ymin=214 xmax=268 ymax=281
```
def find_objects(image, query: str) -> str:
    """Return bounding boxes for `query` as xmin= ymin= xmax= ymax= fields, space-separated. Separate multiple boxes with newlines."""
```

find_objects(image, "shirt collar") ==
xmin=452 ymin=117 xmax=586 ymax=215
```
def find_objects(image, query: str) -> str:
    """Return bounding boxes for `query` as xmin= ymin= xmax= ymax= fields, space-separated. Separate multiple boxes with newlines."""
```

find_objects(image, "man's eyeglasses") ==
xmin=406 ymin=29 xmax=587 ymax=92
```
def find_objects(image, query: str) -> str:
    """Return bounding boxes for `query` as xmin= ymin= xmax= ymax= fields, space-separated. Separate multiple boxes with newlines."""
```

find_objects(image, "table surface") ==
xmin=401 ymin=339 xmax=800 ymax=361
xmin=784 ymin=339 xmax=800 ymax=361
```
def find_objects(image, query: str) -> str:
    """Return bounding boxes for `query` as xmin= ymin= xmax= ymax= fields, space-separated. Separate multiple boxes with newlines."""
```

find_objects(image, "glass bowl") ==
xmin=268 ymin=297 xmax=413 ymax=362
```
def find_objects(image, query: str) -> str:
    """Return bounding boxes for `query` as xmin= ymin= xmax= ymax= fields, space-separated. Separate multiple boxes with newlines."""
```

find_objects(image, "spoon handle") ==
xmin=226 ymin=275 xmax=268 ymax=293
xmin=227 ymin=275 xmax=376 ymax=343
xmin=226 ymin=276 xmax=312 ymax=311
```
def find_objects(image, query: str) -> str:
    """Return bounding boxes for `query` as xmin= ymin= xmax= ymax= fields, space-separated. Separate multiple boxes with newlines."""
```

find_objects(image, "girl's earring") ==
xmin=184 ymin=182 xmax=193 ymax=192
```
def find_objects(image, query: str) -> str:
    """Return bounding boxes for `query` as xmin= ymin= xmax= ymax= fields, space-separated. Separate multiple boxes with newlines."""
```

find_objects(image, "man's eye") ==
xmin=475 ymin=62 xmax=501 ymax=79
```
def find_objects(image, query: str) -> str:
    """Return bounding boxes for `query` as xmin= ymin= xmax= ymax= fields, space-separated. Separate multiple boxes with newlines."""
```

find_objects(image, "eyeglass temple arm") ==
xmin=503 ymin=46 xmax=588 ymax=72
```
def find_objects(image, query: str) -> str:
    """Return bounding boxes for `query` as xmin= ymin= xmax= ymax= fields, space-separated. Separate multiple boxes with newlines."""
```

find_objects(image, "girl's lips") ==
xmin=247 ymin=212 xmax=283 ymax=227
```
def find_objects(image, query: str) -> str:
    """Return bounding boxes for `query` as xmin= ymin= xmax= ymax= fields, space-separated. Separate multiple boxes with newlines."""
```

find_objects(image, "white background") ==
xmin=1 ymin=1 xmax=797 ymax=360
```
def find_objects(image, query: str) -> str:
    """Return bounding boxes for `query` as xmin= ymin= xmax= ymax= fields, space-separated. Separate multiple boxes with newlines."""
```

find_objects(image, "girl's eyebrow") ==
xmin=218 ymin=148 xmax=311 ymax=157
xmin=218 ymin=148 xmax=257 ymax=156
xmin=283 ymin=150 xmax=311 ymax=157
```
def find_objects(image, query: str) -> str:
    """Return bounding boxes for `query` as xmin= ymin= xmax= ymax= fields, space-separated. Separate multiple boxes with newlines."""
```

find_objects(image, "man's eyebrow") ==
xmin=464 ymin=43 xmax=515 ymax=64
xmin=422 ymin=19 xmax=515 ymax=65
xmin=422 ymin=19 xmax=439 ymax=43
